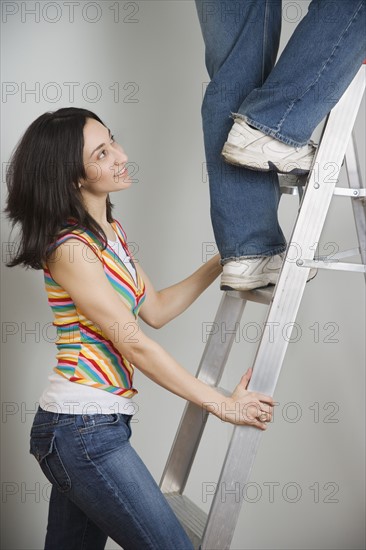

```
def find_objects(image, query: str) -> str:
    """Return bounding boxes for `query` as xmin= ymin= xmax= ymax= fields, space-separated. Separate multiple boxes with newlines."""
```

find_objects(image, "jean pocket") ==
xmin=29 ymin=432 xmax=71 ymax=493
xmin=79 ymin=416 xmax=131 ymax=461
xmin=79 ymin=413 xmax=120 ymax=432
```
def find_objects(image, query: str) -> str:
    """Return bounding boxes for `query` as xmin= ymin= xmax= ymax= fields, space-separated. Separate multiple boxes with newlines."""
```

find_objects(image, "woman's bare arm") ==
xmin=137 ymin=254 xmax=222 ymax=328
xmin=47 ymin=241 xmax=273 ymax=429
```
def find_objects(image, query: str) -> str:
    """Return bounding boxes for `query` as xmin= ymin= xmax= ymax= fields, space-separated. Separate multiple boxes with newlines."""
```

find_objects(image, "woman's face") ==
xmin=80 ymin=117 xmax=131 ymax=195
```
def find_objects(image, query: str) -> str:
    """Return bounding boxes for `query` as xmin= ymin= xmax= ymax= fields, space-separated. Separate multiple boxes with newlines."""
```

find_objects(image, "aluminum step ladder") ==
xmin=160 ymin=63 xmax=366 ymax=550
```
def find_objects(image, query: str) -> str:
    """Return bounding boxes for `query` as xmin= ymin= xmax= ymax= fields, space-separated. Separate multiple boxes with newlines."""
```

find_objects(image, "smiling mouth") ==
xmin=115 ymin=165 xmax=127 ymax=177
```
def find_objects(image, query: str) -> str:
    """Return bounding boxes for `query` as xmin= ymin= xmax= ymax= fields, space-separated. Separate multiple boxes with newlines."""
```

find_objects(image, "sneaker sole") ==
xmin=221 ymin=268 xmax=318 ymax=292
xmin=222 ymin=142 xmax=311 ymax=175
xmin=220 ymin=274 xmax=276 ymax=291
xmin=220 ymin=282 xmax=274 ymax=291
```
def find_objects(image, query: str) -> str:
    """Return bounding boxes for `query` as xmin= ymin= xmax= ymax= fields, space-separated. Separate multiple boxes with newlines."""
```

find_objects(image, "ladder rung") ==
xmin=165 ymin=492 xmax=206 ymax=549
xmin=315 ymin=247 xmax=361 ymax=261
xmin=333 ymin=187 xmax=366 ymax=197
xmin=301 ymin=259 xmax=366 ymax=272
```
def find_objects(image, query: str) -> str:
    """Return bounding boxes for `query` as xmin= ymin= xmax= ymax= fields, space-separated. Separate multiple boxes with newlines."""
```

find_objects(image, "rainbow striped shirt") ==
xmin=43 ymin=218 xmax=146 ymax=397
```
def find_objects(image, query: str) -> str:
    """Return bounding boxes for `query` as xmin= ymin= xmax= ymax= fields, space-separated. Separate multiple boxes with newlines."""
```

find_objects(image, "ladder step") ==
xmin=228 ymin=287 xmax=274 ymax=305
xmin=165 ymin=492 xmax=206 ymax=549
xmin=279 ymin=184 xmax=303 ymax=195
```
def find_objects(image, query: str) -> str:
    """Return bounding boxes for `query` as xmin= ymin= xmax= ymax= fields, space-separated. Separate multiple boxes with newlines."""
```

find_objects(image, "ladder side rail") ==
xmin=160 ymin=293 xmax=246 ymax=494
xmin=202 ymin=64 xmax=366 ymax=549
xmin=345 ymin=131 xmax=366 ymax=282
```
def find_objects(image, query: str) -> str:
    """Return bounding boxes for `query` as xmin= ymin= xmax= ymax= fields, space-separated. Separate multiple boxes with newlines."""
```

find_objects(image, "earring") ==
xmin=78 ymin=182 xmax=82 ymax=188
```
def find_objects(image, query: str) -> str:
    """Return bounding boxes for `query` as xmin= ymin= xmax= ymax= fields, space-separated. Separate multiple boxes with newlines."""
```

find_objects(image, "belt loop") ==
xmin=82 ymin=414 xmax=95 ymax=428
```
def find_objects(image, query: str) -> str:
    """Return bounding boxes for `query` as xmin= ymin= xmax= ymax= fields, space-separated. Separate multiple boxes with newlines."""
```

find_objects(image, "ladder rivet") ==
xmin=296 ymin=259 xmax=304 ymax=266
xmin=353 ymin=190 xmax=359 ymax=196
xmin=314 ymin=183 xmax=320 ymax=189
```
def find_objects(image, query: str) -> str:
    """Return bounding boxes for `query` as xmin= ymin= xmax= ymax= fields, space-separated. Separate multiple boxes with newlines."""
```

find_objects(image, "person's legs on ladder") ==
xmin=195 ymin=0 xmax=288 ymax=291
xmin=196 ymin=0 xmax=366 ymax=290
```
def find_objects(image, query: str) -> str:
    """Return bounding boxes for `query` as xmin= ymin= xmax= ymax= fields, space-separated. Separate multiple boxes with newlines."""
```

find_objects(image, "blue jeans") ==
xmin=29 ymin=406 xmax=194 ymax=550
xmin=195 ymin=0 xmax=366 ymax=261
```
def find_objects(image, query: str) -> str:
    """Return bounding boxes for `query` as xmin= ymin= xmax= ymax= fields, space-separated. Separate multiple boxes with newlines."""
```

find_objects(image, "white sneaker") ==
xmin=221 ymin=253 xmax=317 ymax=291
xmin=222 ymin=118 xmax=316 ymax=174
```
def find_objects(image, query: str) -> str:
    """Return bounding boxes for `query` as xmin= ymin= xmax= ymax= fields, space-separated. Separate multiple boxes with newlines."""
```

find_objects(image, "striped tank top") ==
xmin=43 ymin=218 xmax=146 ymax=397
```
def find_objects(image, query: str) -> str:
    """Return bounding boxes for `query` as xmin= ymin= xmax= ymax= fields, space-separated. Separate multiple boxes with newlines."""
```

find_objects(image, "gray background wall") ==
xmin=1 ymin=1 xmax=365 ymax=549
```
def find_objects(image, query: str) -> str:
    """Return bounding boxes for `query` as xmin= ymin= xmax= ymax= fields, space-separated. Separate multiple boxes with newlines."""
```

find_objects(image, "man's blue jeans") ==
xmin=195 ymin=0 xmax=366 ymax=262
xmin=29 ymin=406 xmax=193 ymax=550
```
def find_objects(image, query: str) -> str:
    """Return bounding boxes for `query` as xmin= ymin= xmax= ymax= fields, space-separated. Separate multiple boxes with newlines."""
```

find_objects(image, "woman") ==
xmin=5 ymin=107 xmax=274 ymax=550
